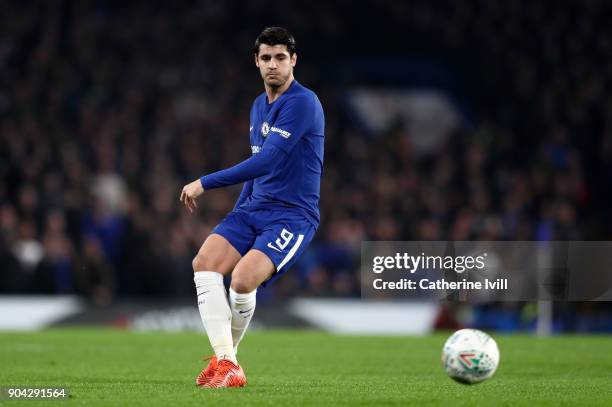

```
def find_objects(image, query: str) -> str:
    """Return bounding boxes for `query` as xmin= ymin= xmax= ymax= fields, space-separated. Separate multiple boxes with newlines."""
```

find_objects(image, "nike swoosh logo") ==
xmin=239 ymin=307 xmax=254 ymax=314
xmin=267 ymin=243 xmax=282 ymax=253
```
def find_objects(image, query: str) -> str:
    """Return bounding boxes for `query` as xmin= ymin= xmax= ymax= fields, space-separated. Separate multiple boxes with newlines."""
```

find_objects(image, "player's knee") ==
xmin=192 ymin=253 xmax=224 ymax=273
xmin=230 ymin=276 xmax=257 ymax=294
xmin=192 ymin=254 xmax=205 ymax=272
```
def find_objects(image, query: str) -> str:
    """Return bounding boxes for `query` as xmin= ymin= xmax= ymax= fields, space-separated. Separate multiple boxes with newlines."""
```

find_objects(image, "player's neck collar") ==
xmin=266 ymin=79 xmax=297 ymax=104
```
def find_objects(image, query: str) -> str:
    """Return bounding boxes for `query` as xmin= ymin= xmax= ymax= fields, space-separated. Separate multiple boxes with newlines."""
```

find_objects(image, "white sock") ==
xmin=194 ymin=271 xmax=237 ymax=364
xmin=229 ymin=287 xmax=257 ymax=354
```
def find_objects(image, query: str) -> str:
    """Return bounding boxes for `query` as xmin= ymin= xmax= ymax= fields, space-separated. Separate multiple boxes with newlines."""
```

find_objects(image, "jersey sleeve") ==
xmin=200 ymin=143 xmax=285 ymax=190
xmin=265 ymin=94 xmax=315 ymax=153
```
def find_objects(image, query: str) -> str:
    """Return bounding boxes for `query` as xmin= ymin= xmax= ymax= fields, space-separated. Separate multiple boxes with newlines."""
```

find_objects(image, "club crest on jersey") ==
xmin=261 ymin=122 xmax=270 ymax=137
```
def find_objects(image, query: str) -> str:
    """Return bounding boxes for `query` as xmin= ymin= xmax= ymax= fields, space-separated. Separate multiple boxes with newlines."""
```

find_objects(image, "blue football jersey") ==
xmin=239 ymin=80 xmax=324 ymax=226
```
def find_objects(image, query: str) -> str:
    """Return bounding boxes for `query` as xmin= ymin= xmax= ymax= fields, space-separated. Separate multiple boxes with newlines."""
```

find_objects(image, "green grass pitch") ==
xmin=1 ymin=329 xmax=611 ymax=406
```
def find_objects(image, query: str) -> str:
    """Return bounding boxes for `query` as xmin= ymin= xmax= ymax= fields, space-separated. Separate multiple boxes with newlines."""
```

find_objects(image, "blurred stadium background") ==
xmin=1 ymin=0 xmax=611 ymax=334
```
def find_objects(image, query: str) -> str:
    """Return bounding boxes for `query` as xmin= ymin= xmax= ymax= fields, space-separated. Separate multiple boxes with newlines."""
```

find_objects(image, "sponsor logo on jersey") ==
xmin=271 ymin=126 xmax=291 ymax=139
xmin=261 ymin=122 xmax=270 ymax=137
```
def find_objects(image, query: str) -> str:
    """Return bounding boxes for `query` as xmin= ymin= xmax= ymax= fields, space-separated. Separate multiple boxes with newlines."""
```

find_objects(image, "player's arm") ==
xmin=179 ymin=95 xmax=313 ymax=212
xmin=201 ymin=143 xmax=285 ymax=189
xmin=180 ymin=144 xmax=285 ymax=212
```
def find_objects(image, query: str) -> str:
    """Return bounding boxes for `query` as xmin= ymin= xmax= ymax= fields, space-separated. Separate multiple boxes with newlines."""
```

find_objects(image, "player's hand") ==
xmin=180 ymin=179 xmax=204 ymax=213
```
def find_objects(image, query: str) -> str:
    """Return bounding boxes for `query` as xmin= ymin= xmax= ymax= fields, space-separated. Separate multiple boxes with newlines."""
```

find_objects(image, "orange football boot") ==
xmin=204 ymin=359 xmax=247 ymax=388
xmin=196 ymin=355 xmax=218 ymax=386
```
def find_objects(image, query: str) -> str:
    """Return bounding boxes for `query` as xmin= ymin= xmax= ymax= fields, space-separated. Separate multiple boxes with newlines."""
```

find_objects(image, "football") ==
xmin=441 ymin=329 xmax=500 ymax=384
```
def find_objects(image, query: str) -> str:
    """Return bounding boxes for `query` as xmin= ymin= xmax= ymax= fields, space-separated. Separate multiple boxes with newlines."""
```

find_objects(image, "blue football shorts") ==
xmin=212 ymin=208 xmax=317 ymax=286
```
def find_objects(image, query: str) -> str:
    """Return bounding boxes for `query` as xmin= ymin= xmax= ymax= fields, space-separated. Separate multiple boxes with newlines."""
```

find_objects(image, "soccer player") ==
xmin=179 ymin=27 xmax=324 ymax=388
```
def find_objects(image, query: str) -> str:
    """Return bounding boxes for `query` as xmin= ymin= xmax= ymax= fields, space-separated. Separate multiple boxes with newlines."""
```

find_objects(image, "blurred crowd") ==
xmin=0 ymin=1 xmax=611 ymax=304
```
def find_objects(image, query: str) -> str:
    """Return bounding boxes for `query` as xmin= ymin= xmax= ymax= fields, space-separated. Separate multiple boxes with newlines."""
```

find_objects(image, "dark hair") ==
xmin=254 ymin=26 xmax=296 ymax=56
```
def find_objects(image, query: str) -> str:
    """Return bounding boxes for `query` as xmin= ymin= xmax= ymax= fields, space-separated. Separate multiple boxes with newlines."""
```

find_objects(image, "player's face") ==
xmin=255 ymin=44 xmax=296 ymax=88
